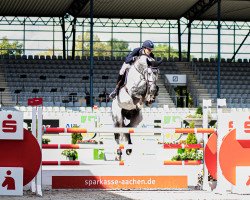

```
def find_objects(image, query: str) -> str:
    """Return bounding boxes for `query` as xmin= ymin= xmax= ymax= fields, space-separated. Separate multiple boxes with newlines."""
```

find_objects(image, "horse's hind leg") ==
xmin=113 ymin=118 xmax=125 ymax=160
xmin=125 ymin=109 xmax=143 ymax=155
xmin=112 ymin=101 xmax=125 ymax=160
xmin=113 ymin=114 xmax=125 ymax=145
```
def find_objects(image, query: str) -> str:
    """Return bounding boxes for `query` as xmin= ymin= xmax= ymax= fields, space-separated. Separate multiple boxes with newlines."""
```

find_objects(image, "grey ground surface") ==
xmin=1 ymin=190 xmax=250 ymax=200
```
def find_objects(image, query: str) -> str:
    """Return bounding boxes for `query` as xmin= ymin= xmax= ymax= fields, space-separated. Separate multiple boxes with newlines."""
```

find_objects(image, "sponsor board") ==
xmin=52 ymin=176 xmax=187 ymax=189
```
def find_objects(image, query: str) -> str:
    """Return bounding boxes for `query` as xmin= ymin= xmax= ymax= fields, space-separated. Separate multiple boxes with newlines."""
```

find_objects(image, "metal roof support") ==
xmin=201 ymin=21 xmax=204 ymax=59
xmin=53 ymin=19 xmax=55 ymax=56
xmin=168 ymin=21 xmax=171 ymax=59
xmin=67 ymin=0 xmax=90 ymax=17
xmin=182 ymin=0 xmax=219 ymax=62
xmin=140 ymin=22 xmax=142 ymax=47
xmin=82 ymin=23 xmax=85 ymax=58
xmin=178 ymin=19 xmax=182 ymax=61
xmin=233 ymin=23 xmax=236 ymax=59
xmin=111 ymin=20 xmax=114 ymax=58
xmin=182 ymin=0 xmax=219 ymax=24
xmin=60 ymin=17 xmax=66 ymax=60
xmin=89 ymin=0 xmax=94 ymax=107
xmin=217 ymin=0 xmax=221 ymax=99
xmin=72 ymin=17 xmax=77 ymax=60
xmin=187 ymin=23 xmax=191 ymax=62
xmin=23 ymin=19 xmax=26 ymax=55
xmin=231 ymin=29 xmax=250 ymax=61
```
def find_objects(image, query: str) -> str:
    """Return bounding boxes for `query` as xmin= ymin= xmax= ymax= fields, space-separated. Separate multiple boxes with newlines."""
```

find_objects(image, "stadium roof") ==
xmin=1 ymin=0 xmax=250 ymax=21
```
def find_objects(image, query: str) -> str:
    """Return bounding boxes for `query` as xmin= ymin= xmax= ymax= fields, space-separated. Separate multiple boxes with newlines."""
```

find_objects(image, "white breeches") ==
xmin=119 ymin=62 xmax=131 ymax=75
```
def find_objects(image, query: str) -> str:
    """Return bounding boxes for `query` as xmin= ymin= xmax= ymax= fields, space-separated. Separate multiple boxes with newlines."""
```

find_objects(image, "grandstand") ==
xmin=0 ymin=0 xmax=249 ymax=109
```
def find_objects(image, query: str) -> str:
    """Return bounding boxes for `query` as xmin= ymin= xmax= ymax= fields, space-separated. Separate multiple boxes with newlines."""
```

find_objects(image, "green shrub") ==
xmin=186 ymin=133 xmax=197 ymax=145
xmin=61 ymin=149 xmax=78 ymax=160
xmin=195 ymin=106 xmax=203 ymax=115
xmin=71 ymin=133 xmax=83 ymax=144
xmin=171 ymin=151 xmax=203 ymax=161
xmin=42 ymin=138 xmax=50 ymax=144
xmin=71 ymin=125 xmax=83 ymax=144
xmin=171 ymin=154 xmax=181 ymax=161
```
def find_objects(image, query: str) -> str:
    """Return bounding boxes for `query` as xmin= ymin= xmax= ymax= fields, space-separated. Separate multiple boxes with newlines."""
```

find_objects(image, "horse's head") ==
xmin=144 ymin=59 xmax=162 ymax=105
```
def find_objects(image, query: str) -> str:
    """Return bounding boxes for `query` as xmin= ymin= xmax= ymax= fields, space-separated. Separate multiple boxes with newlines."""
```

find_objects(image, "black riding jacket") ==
xmin=125 ymin=47 xmax=155 ymax=64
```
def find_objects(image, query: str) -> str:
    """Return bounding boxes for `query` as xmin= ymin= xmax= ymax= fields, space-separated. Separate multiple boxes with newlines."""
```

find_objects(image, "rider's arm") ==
xmin=150 ymin=52 xmax=155 ymax=59
xmin=125 ymin=47 xmax=141 ymax=64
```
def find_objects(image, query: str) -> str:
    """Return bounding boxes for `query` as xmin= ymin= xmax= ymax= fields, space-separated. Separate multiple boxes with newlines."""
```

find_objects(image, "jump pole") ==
xmin=44 ymin=127 xmax=215 ymax=135
xmin=42 ymin=143 xmax=204 ymax=149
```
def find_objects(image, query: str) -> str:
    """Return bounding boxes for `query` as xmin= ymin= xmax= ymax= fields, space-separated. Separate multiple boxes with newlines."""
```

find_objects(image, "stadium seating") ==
xmin=1 ymin=56 xmax=178 ymax=107
xmin=191 ymin=59 xmax=250 ymax=108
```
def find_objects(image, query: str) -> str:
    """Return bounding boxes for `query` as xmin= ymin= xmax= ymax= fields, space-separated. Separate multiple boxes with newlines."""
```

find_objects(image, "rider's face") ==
xmin=144 ymin=48 xmax=153 ymax=55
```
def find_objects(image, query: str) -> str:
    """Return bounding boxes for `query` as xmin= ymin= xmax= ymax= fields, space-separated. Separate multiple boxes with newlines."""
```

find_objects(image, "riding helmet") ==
xmin=142 ymin=40 xmax=154 ymax=50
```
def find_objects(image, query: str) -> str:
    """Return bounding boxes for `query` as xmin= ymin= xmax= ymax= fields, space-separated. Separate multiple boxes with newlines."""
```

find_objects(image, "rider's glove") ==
xmin=132 ymin=56 xmax=137 ymax=62
xmin=129 ymin=56 xmax=137 ymax=65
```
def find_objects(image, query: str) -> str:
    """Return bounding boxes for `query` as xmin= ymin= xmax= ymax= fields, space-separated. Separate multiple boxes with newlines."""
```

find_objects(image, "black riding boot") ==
xmin=109 ymin=74 xmax=123 ymax=99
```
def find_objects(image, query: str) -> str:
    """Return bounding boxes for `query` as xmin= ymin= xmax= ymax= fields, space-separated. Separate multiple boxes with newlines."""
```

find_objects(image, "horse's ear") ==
xmin=146 ymin=58 xmax=152 ymax=66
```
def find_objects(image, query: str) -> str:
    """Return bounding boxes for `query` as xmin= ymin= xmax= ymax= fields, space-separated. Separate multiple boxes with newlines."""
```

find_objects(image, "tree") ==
xmin=0 ymin=37 xmax=23 ymax=55
xmin=75 ymin=32 xmax=130 ymax=57
xmin=107 ymin=39 xmax=129 ymax=57
xmin=153 ymin=44 xmax=187 ymax=59
xmin=75 ymin=32 xmax=110 ymax=57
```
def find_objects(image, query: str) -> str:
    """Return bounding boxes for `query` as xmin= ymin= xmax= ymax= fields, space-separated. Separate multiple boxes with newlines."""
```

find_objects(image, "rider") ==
xmin=109 ymin=40 xmax=155 ymax=99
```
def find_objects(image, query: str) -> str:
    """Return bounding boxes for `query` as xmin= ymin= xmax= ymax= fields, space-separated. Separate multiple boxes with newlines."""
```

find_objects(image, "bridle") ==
xmin=132 ymin=57 xmax=159 ymax=98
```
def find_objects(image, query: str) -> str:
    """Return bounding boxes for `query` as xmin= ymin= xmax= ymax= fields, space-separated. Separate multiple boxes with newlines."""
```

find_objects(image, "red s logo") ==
xmin=244 ymin=116 xmax=250 ymax=134
xmin=2 ymin=114 xmax=17 ymax=133
xmin=228 ymin=121 xmax=234 ymax=131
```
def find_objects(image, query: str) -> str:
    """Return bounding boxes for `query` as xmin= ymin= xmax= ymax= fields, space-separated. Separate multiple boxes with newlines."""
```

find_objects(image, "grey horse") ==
xmin=111 ymin=54 xmax=162 ymax=160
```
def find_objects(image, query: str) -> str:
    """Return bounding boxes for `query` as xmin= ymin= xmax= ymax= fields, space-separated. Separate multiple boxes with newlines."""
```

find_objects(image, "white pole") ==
xmin=214 ymin=98 xmax=229 ymax=194
xmin=36 ymin=107 xmax=42 ymax=196
xmin=202 ymin=99 xmax=211 ymax=191
xmin=30 ymin=107 xmax=37 ymax=193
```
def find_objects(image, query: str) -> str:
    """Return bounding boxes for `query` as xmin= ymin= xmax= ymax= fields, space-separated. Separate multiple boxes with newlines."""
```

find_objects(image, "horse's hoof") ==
xmin=126 ymin=149 xmax=132 ymax=155
xmin=117 ymin=149 xmax=122 ymax=156
xmin=115 ymin=156 xmax=121 ymax=161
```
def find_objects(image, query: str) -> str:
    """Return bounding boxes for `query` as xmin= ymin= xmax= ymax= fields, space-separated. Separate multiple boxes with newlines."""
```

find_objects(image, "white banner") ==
xmin=59 ymin=113 xmax=97 ymax=128
xmin=0 ymin=167 xmax=23 ymax=196
xmin=165 ymin=74 xmax=186 ymax=86
xmin=0 ymin=111 xmax=23 ymax=140
xmin=235 ymin=167 xmax=250 ymax=194
xmin=235 ymin=112 xmax=250 ymax=141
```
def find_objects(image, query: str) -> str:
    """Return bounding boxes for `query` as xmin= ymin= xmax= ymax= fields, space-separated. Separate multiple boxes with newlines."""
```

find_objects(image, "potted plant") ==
xmin=72 ymin=133 xmax=83 ymax=144
xmin=42 ymin=138 xmax=51 ymax=144
xmin=61 ymin=149 xmax=78 ymax=160
xmin=171 ymin=124 xmax=204 ymax=163
xmin=70 ymin=125 xmax=83 ymax=144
